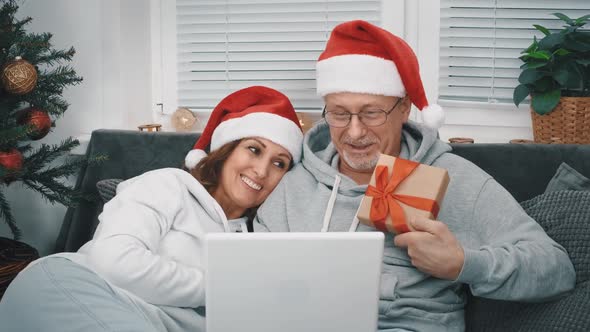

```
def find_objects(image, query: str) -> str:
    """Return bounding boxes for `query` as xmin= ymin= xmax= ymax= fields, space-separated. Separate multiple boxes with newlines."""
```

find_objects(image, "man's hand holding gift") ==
xmin=394 ymin=217 xmax=465 ymax=280
xmin=356 ymin=153 xmax=463 ymax=279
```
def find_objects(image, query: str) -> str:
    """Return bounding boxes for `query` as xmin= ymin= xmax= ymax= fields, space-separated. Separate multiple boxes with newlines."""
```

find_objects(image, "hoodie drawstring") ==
xmin=210 ymin=202 xmax=231 ymax=232
xmin=221 ymin=217 xmax=231 ymax=232
xmin=320 ymin=175 xmax=340 ymax=232
xmin=320 ymin=174 xmax=360 ymax=232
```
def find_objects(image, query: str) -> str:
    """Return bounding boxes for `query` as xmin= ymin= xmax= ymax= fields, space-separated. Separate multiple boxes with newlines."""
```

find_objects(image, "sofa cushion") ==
xmin=96 ymin=179 xmax=123 ymax=203
xmin=545 ymin=162 xmax=590 ymax=193
xmin=521 ymin=190 xmax=590 ymax=284
xmin=465 ymin=190 xmax=590 ymax=331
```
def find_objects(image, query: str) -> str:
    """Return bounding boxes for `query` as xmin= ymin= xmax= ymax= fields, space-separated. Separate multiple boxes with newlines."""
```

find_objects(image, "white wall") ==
xmin=0 ymin=0 xmax=151 ymax=255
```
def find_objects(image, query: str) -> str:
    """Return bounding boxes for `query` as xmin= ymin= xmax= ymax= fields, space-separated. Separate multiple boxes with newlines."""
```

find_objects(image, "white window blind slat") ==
xmin=441 ymin=8 xmax=585 ymax=20
xmin=179 ymin=70 xmax=316 ymax=81
xmin=440 ymin=17 xmax=586 ymax=30
xmin=177 ymin=0 xmax=378 ymax=6
xmin=179 ymin=51 xmax=322 ymax=62
xmin=180 ymin=61 xmax=316 ymax=72
xmin=440 ymin=67 xmax=521 ymax=79
xmin=178 ymin=80 xmax=317 ymax=91
xmin=440 ymin=38 xmax=533 ymax=49
xmin=448 ymin=0 xmax=585 ymax=9
xmin=178 ymin=21 xmax=382 ymax=34
xmin=166 ymin=0 xmax=381 ymax=113
xmin=439 ymin=0 xmax=589 ymax=105
xmin=179 ymin=41 xmax=328 ymax=53
xmin=440 ymin=47 xmax=520 ymax=59
xmin=178 ymin=3 xmax=381 ymax=15
xmin=439 ymin=86 xmax=515 ymax=100
xmin=180 ymin=88 xmax=318 ymax=100
xmin=440 ymin=57 xmax=522 ymax=69
xmin=440 ymin=27 xmax=539 ymax=39
xmin=178 ymin=32 xmax=329 ymax=43
xmin=178 ymin=12 xmax=379 ymax=24
xmin=440 ymin=77 xmax=517 ymax=88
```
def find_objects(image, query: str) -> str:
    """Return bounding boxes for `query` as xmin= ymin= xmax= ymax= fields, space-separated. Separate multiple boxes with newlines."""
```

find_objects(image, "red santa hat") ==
xmin=185 ymin=86 xmax=303 ymax=169
xmin=316 ymin=20 xmax=444 ymax=129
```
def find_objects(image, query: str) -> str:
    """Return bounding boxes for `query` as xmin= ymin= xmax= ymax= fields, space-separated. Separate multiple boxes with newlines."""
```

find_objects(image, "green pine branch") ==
xmin=0 ymin=125 xmax=33 ymax=148
xmin=0 ymin=0 xmax=16 ymax=17
xmin=23 ymin=152 xmax=107 ymax=205
xmin=23 ymin=138 xmax=80 ymax=174
xmin=0 ymin=189 xmax=21 ymax=240
xmin=21 ymin=177 xmax=76 ymax=206
xmin=37 ymin=96 xmax=70 ymax=117
xmin=11 ymin=32 xmax=52 ymax=62
xmin=5 ymin=32 xmax=76 ymax=66
xmin=17 ymin=143 xmax=32 ymax=154
xmin=0 ymin=98 xmax=26 ymax=117
xmin=39 ymin=65 xmax=83 ymax=88
xmin=35 ymin=47 xmax=76 ymax=66
xmin=28 ymin=67 xmax=83 ymax=115
xmin=32 ymin=156 xmax=88 ymax=180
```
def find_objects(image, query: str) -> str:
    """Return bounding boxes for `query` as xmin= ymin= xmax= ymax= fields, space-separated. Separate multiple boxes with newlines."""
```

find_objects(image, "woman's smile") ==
xmin=241 ymin=175 xmax=262 ymax=191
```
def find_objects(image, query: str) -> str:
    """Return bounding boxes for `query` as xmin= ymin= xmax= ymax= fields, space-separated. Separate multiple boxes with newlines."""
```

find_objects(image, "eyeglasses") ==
xmin=322 ymin=98 xmax=403 ymax=128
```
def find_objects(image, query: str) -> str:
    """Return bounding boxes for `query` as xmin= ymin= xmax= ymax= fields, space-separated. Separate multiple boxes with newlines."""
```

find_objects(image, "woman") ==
xmin=0 ymin=86 xmax=303 ymax=332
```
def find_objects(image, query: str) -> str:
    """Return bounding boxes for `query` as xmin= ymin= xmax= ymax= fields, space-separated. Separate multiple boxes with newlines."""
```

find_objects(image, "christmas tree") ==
xmin=0 ymin=0 xmax=100 ymax=240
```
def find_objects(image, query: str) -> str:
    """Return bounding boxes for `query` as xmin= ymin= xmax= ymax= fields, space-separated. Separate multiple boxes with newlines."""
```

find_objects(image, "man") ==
xmin=254 ymin=21 xmax=575 ymax=331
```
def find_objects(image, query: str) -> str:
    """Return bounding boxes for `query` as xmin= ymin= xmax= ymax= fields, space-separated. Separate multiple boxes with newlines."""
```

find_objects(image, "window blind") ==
xmin=170 ymin=0 xmax=381 ymax=114
xmin=439 ymin=0 xmax=589 ymax=105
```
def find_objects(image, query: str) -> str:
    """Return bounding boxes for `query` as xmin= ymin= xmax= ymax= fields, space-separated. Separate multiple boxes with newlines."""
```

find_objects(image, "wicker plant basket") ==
xmin=530 ymin=97 xmax=590 ymax=144
xmin=0 ymin=237 xmax=39 ymax=299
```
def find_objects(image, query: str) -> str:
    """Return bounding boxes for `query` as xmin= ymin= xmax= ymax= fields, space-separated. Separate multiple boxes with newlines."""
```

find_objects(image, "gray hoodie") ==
xmin=254 ymin=120 xmax=575 ymax=331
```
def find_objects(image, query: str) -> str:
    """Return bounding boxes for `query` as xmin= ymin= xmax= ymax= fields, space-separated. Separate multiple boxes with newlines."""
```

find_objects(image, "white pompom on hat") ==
xmin=316 ymin=20 xmax=444 ymax=129
xmin=185 ymin=86 xmax=304 ymax=169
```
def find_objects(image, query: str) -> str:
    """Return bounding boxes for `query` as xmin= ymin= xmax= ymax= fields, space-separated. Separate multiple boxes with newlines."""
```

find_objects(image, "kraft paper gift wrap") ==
xmin=356 ymin=154 xmax=450 ymax=234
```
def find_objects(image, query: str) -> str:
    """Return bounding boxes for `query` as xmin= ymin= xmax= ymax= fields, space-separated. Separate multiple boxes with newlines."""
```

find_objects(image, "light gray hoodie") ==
xmin=254 ymin=120 xmax=575 ymax=331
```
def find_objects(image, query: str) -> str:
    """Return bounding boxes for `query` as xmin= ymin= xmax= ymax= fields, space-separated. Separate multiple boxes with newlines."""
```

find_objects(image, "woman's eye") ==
xmin=273 ymin=160 xmax=286 ymax=169
xmin=248 ymin=146 xmax=260 ymax=154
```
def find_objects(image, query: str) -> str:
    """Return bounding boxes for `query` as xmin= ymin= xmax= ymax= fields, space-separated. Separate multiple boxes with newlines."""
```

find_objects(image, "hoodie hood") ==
xmin=302 ymin=119 xmax=451 ymax=189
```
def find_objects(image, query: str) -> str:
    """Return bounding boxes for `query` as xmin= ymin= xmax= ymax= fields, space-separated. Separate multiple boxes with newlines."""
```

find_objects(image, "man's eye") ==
xmin=330 ymin=112 xmax=350 ymax=119
xmin=361 ymin=110 xmax=383 ymax=119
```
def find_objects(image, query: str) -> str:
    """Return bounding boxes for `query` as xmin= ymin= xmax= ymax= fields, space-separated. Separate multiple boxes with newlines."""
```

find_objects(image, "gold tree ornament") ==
xmin=1 ymin=56 xmax=37 ymax=95
xmin=171 ymin=107 xmax=199 ymax=132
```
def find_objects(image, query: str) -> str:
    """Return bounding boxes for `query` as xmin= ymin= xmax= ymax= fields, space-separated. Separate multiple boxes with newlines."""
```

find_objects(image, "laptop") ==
xmin=205 ymin=232 xmax=384 ymax=332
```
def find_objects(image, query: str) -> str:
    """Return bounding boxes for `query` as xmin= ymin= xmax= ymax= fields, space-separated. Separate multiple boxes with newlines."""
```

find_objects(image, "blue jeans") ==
xmin=0 ymin=257 xmax=160 ymax=332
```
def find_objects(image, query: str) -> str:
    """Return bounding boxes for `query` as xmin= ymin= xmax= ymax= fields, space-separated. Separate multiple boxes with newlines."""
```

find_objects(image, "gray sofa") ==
xmin=57 ymin=129 xmax=590 ymax=331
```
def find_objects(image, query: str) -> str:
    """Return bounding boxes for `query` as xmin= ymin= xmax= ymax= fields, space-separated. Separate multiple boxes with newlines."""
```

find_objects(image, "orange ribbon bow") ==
xmin=365 ymin=158 xmax=440 ymax=234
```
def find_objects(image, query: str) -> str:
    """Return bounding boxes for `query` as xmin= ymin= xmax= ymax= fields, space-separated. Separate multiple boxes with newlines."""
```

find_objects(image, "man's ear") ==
xmin=400 ymin=97 xmax=412 ymax=122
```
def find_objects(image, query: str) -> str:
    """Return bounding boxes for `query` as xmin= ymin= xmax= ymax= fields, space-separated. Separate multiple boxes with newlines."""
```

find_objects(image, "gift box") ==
xmin=356 ymin=154 xmax=450 ymax=234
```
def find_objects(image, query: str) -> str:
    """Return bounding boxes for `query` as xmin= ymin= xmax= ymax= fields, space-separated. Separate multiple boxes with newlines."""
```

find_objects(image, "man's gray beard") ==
xmin=341 ymin=151 xmax=380 ymax=171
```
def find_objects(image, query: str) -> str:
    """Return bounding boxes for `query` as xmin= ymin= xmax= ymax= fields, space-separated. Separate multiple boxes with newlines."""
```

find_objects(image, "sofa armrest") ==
xmin=54 ymin=129 xmax=200 ymax=253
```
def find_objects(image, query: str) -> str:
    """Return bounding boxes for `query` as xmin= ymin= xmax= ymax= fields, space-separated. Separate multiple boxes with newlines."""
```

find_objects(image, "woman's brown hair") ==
xmin=189 ymin=140 xmax=241 ymax=193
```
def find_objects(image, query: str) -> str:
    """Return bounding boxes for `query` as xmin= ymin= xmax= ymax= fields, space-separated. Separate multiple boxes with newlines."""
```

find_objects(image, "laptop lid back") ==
xmin=206 ymin=232 xmax=384 ymax=332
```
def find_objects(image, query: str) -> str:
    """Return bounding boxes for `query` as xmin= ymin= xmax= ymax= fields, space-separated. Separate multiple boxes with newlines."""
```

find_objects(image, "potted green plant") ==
xmin=513 ymin=13 xmax=590 ymax=144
